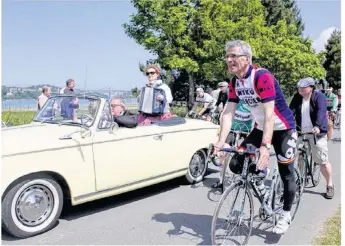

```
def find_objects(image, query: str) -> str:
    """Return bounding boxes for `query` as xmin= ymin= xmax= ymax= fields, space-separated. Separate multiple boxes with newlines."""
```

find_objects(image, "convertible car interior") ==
xmin=150 ymin=117 xmax=186 ymax=126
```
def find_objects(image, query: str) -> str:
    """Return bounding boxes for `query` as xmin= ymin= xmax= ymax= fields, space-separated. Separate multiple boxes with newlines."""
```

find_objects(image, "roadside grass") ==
xmin=313 ymin=206 xmax=341 ymax=245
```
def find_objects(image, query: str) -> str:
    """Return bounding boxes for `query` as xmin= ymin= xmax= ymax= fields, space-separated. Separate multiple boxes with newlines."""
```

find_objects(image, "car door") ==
xmin=155 ymin=121 xmax=218 ymax=172
xmin=92 ymin=103 xmax=171 ymax=191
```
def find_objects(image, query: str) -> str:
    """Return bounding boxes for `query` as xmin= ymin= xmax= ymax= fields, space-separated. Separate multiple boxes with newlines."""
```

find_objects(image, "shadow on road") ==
xmin=152 ymin=212 xmax=212 ymax=245
xmin=251 ymin=215 xmax=282 ymax=244
xmin=304 ymin=189 xmax=325 ymax=197
xmin=152 ymin=212 xmax=283 ymax=245
xmin=1 ymin=177 xmax=182 ymax=242
xmin=60 ymin=178 xmax=182 ymax=221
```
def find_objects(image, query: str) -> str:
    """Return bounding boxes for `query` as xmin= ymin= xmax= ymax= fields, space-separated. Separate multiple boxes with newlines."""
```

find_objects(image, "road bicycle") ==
xmin=296 ymin=131 xmax=321 ymax=194
xmin=211 ymin=145 xmax=302 ymax=245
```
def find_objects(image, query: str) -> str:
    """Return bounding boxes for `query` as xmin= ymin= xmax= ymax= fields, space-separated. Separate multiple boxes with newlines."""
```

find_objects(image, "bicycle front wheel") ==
xmin=296 ymin=153 xmax=308 ymax=194
xmin=221 ymin=153 xmax=237 ymax=193
xmin=211 ymin=182 xmax=254 ymax=245
xmin=310 ymin=162 xmax=321 ymax=187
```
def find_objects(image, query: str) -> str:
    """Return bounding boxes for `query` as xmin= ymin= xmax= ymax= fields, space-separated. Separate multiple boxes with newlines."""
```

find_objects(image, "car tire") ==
xmin=185 ymin=149 xmax=208 ymax=184
xmin=2 ymin=177 xmax=63 ymax=239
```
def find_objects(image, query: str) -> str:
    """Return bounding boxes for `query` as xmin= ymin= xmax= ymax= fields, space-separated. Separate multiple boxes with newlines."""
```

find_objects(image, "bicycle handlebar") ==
xmin=297 ymin=131 xmax=317 ymax=145
xmin=216 ymin=146 xmax=276 ymax=157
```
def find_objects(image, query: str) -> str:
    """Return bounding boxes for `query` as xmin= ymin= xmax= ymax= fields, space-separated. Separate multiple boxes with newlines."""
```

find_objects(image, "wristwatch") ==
xmin=261 ymin=142 xmax=272 ymax=150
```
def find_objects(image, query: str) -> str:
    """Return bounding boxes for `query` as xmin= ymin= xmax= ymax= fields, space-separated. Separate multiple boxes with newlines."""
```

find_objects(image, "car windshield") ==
xmin=33 ymin=95 xmax=101 ymax=127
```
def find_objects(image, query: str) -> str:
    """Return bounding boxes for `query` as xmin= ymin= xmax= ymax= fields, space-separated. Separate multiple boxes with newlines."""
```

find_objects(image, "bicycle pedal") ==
xmin=259 ymin=207 xmax=269 ymax=221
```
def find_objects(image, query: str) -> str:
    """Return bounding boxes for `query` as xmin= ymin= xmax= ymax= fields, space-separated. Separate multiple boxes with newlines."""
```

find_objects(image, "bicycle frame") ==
xmin=297 ymin=132 xmax=315 ymax=187
xmin=221 ymin=147 xmax=279 ymax=217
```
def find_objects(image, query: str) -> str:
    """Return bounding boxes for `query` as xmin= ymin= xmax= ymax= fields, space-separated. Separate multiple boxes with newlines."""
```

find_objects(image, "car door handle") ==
xmin=153 ymin=134 xmax=163 ymax=140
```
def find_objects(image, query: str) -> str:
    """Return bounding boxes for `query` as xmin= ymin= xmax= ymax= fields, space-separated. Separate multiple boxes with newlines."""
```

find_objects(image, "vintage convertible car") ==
xmin=1 ymin=94 xmax=218 ymax=238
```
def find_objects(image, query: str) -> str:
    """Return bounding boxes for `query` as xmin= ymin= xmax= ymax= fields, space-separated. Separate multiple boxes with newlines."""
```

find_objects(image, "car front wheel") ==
xmin=2 ymin=177 xmax=63 ymax=239
xmin=185 ymin=149 xmax=208 ymax=184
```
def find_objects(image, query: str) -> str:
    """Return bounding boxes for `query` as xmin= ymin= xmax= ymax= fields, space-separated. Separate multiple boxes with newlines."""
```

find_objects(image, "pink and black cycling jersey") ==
xmin=228 ymin=65 xmax=296 ymax=131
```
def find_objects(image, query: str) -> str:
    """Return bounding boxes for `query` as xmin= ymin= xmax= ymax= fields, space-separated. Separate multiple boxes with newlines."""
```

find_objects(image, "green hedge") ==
xmin=1 ymin=107 xmax=190 ymax=127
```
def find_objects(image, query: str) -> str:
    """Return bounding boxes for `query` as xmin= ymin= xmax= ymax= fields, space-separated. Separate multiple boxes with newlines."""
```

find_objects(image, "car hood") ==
xmin=2 ymin=122 xmax=88 ymax=157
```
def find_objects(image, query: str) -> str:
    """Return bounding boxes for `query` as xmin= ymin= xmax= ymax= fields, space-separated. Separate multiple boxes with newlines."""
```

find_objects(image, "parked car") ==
xmin=1 ymin=94 xmax=218 ymax=238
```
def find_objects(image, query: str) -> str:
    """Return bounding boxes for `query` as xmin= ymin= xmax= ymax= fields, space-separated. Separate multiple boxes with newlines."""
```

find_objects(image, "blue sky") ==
xmin=2 ymin=0 xmax=341 ymax=90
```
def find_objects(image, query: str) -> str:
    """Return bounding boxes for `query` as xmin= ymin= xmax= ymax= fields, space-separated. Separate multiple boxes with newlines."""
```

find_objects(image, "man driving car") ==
xmin=110 ymin=97 xmax=137 ymax=128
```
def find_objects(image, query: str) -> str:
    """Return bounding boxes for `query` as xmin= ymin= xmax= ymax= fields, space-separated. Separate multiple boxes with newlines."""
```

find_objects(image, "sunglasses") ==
xmin=146 ymin=71 xmax=156 ymax=76
xmin=111 ymin=104 xmax=122 ymax=108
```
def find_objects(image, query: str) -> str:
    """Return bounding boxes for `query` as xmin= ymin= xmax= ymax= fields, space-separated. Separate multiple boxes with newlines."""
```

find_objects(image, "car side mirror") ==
xmin=109 ymin=122 xmax=119 ymax=135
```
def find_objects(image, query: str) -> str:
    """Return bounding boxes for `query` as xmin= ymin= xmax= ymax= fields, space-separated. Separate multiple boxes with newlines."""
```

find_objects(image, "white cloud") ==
xmin=312 ymin=27 xmax=339 ymax=53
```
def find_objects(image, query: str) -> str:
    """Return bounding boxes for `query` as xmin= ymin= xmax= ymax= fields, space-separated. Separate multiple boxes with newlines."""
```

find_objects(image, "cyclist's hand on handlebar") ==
xmin=312 ymin=127 xmax=320 ymax=134
xmin=257 ymin=146 xmax=270 ymax=171
xmin=212 ymin=141 xmax=224 ymax=156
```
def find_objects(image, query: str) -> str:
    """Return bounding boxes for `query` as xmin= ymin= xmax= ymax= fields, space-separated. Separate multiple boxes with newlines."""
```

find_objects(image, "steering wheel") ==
xmin=81 ymin=114 xmax=94 ymax=125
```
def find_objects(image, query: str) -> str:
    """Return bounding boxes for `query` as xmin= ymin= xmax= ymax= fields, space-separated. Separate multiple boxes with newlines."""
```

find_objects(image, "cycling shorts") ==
xmin=240 ymin=128 xmax=297 ymax=165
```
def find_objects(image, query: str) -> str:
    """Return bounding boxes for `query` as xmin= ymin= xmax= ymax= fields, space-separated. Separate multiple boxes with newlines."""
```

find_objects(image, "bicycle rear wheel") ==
xmin=272 ymin=176 xmax=283 ymax=226
xmin=291 ymin=167 xmax=302 ymax=221
xmin=272 ymin=167 xmax=302 ymax=225
xmin=211 ymin=182 xmax=254 ymax=245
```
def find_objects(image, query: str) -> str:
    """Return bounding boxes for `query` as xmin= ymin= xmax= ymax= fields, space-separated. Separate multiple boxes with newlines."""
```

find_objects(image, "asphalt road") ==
xmin=2 ymin=130 xmax=341 ymax=245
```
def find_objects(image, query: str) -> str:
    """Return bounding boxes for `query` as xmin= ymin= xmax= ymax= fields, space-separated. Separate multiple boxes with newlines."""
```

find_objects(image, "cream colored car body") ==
xmin=2 ymin=96 xmax=218 ymax=206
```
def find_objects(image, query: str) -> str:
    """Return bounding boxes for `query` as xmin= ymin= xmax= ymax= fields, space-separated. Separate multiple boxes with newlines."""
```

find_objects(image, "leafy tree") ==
xmin=323 ymin=29 xmax=341 ymax=89
xmin=124 ymin=0 xmax=325 ymax=101
xmin=2 ymin=86 xmax=8 ymax=98
xmin=261 ymin=0 xmax=304 ymax=35
xmin=131 ymin=87 xmax=140 ymax=98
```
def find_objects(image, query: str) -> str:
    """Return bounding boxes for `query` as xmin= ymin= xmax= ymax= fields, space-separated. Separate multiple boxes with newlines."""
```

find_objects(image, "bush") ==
xmin=2 ymin=111 xmax=36 ymax=126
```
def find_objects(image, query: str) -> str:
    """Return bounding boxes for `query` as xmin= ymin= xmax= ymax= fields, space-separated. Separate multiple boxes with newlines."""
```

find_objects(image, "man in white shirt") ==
xmin=37 ymin=86 xmax=51 ymax=110
xmin=289 ymin=77 xmax=334 ymax=199
xmin=191 ymin=87 xmax=217 ymax=121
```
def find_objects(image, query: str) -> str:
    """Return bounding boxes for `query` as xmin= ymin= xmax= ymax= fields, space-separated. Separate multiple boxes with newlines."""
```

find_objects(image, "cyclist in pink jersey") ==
xmin=214 ymin=40 xmax=297 ymax=234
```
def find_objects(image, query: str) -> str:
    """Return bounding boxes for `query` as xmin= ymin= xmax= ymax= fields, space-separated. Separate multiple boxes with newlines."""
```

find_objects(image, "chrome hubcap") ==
xmin=190 ymin=152 xmax=205 ymax=178
xmin=15 ymin=185 xmax=54 ymax=227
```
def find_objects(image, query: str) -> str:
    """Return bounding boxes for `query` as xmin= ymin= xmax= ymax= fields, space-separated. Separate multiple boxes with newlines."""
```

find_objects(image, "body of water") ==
xmin=2 ymin=98 xmax=138 ymax=110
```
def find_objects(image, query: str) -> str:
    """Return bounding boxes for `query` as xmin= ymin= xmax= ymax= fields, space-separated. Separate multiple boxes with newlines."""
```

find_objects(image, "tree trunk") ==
xmin=188 ymin=72 xmax=195 ymax=110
